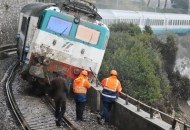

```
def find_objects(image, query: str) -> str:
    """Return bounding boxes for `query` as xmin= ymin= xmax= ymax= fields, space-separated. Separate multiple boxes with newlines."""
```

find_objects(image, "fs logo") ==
xmin=62 ymin=42 xmax=74 ymax=52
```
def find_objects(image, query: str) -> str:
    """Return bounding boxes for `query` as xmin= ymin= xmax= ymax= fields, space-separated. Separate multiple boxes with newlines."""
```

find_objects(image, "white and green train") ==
xmin=99 ymin=9 xmax=190 ymax=34
xmin=17 ymin=1 xmax=110 ymax=87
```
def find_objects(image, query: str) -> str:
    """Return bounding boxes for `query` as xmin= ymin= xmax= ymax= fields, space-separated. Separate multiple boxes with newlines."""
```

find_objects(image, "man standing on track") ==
xmin=51 ymin=71 xmax=69 ymax=126
xmin=73 ymin=70 xmax=91 ymax=121
xmin=97 ymin=70 xmax=122 ymax=125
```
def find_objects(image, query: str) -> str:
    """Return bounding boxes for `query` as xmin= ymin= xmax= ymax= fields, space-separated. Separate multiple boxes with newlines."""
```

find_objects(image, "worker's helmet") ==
xmin=110 ymin=70 xmax=117 ymax=76
xmin=81 ymin=70 xmax=88 ymax=76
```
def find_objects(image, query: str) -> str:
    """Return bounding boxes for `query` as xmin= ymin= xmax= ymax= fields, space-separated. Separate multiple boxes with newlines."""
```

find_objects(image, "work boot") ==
xmin=97 ymin=115 xmax=101 ymax=124
xmin=55 ymin=119 xmax=61 ymax=126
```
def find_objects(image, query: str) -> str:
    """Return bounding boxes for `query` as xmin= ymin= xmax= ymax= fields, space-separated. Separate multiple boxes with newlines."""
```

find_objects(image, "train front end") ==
xmin=18 ymin=3 xmax=110 ymax=87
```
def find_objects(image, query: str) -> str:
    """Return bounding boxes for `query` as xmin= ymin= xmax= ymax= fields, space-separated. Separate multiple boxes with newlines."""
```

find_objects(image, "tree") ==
xmin=160 ymin=35 xmax=178 ymax=77
xmin=144 ymin=25 xmax=153 ymax=35
xmin=99 ymin=23 xmax=170 ymax=105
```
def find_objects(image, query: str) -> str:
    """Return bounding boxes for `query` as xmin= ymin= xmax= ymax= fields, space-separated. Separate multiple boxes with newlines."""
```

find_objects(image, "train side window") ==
xmin=162 ymin=20 xmax=164 ymax=25
xmin=46 ymin=16 xmax=72 ymax=36
xmin=145 ymin=19 xmax=150 ymax=26
xmin=21 ymin=16 xmax=27 ymax=35
xmin=37 ymin=15 xmax=44 ymax=28
xmin=75 ymin=25 xmax=100 ymax=45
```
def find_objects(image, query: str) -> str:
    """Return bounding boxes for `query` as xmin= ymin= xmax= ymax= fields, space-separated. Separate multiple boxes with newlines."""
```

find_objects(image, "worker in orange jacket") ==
xmin=98 ymin=70 xmax=122 ymax=124
xmin=73 ymin=70 xmax=91 ymax=121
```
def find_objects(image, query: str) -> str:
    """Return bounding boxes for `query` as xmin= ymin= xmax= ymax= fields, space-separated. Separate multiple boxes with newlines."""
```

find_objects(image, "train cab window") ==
xmin=46 ymin=16 xmax=72 ymax=36
xmin=75 ymin=25 xmax=100 ymax=45
xmin=21 ymin=16 xmax=27 ymax=34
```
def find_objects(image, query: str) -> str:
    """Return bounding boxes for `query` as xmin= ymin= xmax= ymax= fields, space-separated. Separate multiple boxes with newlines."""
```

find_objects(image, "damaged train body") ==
xmin=17 ymin=1 xmax=109 ymax=90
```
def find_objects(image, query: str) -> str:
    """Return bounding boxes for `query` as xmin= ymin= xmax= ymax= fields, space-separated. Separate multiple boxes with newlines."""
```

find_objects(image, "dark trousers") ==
xmin=101 ymin=101 xmax=113 ymax=122
xmin=55 ymin=100 xmax=66 ymax=122
xmin=76 ymin=102 xmax=86 ymax=120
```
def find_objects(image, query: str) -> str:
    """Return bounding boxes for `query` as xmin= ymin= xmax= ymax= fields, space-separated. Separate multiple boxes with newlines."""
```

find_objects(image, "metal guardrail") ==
xmin=90 ymin=67 xmax=190 ymax=130
xmin=119 ymin=91 xmax=190 ymax=130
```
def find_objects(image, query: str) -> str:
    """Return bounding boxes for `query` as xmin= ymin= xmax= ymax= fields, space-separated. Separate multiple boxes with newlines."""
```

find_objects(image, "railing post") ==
xmin=125 ymin=96 xmax=128 ymax=105
xmin=116 ymin=92 xmax=119 ymax=99
xmin=150 ymin=107 xmax=153 ymax=119
xmin=96 ymin=79 xmax=98 ymax=87
xmin=184 ymin=123 xmax=187 ymax=130
xmin=137 ymin=100 xmax=140 ymax=111
xmin=172 ymin=118 xmax=176 ymax=130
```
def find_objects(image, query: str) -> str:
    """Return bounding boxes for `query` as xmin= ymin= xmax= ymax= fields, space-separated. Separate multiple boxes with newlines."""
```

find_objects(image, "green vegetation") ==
xmin=99 ymin=23 xmax=169 ymax=105
xmin=99 ymin=23 xmax=190 ymax=110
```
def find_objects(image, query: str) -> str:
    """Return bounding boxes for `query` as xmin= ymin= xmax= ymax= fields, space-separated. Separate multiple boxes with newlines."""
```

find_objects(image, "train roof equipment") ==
xmin=55 ymin=0 xmax=102 ymax=20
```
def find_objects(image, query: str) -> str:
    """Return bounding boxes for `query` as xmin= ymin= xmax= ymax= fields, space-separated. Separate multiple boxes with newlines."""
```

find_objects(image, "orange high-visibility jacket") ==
xmin=73 ymin=75 xmax=91 ymax=94
xmin=101 ymin=76 xmax=122 ymax=102
xmin=102 ymin=76 xmax=122 ymax=92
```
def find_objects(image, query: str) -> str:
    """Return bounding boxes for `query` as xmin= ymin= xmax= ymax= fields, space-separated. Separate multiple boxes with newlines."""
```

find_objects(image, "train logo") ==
xmin=62 ymin=42 xmax=74 ymax=53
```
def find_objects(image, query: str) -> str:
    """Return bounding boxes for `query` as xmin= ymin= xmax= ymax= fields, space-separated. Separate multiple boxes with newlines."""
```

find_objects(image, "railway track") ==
xmin=0 ymin=44 xmax=17 ymax=54
xmin=4 ymin=61 xmax=80 ymax=130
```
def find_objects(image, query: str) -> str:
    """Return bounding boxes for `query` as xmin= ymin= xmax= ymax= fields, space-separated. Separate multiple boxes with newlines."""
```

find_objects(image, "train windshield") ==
xmin=46 ymin=16 xmax=72 ymax=36
xmin=75 ymin=25 xmax=100 ymax=45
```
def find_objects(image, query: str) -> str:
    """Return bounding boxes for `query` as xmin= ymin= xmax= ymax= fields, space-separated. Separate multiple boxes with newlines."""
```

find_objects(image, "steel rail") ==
xmin=0 ymin=44 xmax=17 ymax=51
xmin=0 ymin=44 xmax=17 ymax=55
xmin=5 ymin=61 xmax=31 ymax=130
xmin=45 ymin=94 xmax=81 ymax=130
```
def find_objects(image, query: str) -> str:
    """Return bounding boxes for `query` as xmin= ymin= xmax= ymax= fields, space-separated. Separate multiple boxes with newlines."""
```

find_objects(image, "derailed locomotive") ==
xmin=17 ymin=1 xmax=110 ymax=90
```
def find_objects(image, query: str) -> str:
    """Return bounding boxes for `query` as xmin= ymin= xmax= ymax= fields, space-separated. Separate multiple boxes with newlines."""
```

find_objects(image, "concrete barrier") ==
xmin=87 ymin=83 xmax=172 ymax=130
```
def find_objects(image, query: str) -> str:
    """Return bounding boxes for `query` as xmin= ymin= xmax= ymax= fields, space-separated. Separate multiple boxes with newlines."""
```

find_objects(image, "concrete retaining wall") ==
xmin=87 ymin=84 xmax=172 ymax=130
